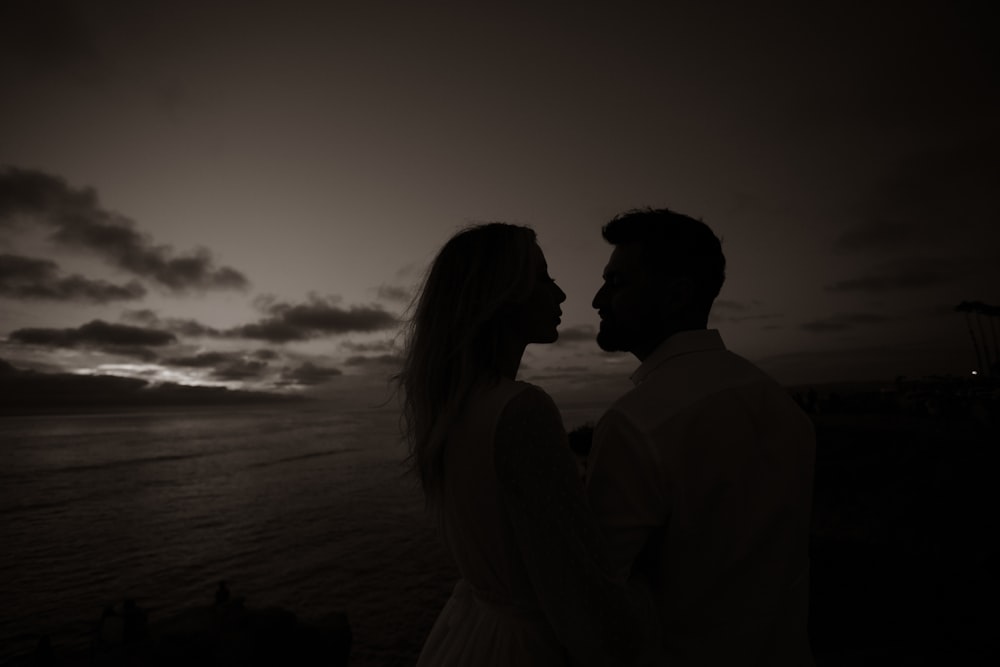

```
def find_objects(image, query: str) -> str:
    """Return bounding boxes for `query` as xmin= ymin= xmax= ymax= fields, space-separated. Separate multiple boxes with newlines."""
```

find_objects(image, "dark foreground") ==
xmin=8 ymin=582 xmax=353 ymax=666
xmin=807 ymin=410 xmax=998 ymax=664
xmin=9 ymin=404 xmax=999 ymax=666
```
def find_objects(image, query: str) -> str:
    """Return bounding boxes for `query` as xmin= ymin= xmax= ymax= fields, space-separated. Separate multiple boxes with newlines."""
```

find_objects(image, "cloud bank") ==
xmin=800 ymin=312 xmax=891 ymax=333
xmin=7 ymin=319 xmax=177 ymax=361
xmin=0 ymin=166 xmax=250 ymax=293
xmin=281 ymin=362 xmax=344 ymax=386
xmin=233 ymin=295 xmax=398 ymax=343
xmin=0 ymin=253 xmax=146 ymax=302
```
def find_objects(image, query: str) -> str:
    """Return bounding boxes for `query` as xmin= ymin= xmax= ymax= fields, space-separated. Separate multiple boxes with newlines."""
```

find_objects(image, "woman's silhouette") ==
xmin=398 ymin=223 xmax=655 ymax=666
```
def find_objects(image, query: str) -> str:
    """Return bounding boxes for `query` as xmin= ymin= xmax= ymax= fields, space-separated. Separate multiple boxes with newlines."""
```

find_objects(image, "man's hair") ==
xmin=602 ymin=207 xmax=726 ymax=317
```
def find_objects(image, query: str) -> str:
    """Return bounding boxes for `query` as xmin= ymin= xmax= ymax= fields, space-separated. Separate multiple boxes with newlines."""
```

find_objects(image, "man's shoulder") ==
xmin=606 ymin=349 xmax=780 ymax=432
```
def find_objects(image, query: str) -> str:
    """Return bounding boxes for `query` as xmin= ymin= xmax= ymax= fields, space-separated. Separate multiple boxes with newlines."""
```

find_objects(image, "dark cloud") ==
xmin=9 ymin=319 xmax=175 ymax=347
xmin=163 ymin=350 xmax=273 ymax=381
xmin=212 ymin=358 xmax=269 ymax=381
xmin=122 ymin=299 xmax=398 ymax=344
xmin=235 ymin=321 xmax=309 ymax=344
xmin=282 ymin=362 xmax=344 ymax=386
xmin=165 ymin=318 xmax=223 ymax=338
xmin=121 ymin=308 xmax=159 ymax=325
xmin=164 ymin=351 xmax=231 ymax=368
xmin=824 ymin=257 xmax=970 ymax=293
xmin=0 ymin=253 xmax=146 ymax=302
xmin=556 ymin=324 xmax=597 ymax=344
xmin=0 ymin=167 xmax=250 ymax=293
xmin=253 ymin=348 xmax=279 ymax=360
xmin=233 ymin=295 xmax=398 ymax=343
xmin=724 ymin=313 xmax=785 ymax=324
xmin=342 ymin=339 xmax=396 ymax=353
xmin=713 ymin=299 xmax=749 ymax=311
xmin=710 ymin=300 xmax=784 ymax=324
xmin=800 ymin=312 xmax=891 ymax=333
xmin=121 ymin=309 xmax=224 ymax=338
xmin=376 ymin=284 xmax=412 ymax=303
xmin=1 ymin=254 xmax=56 ymax=281
xmin=710 ymin=303 xmax=785 ymax=324
xmin=344 ymin=353 xmax=402 ymax=367
xmin=8 ymin=319 xmax=175 ymax=360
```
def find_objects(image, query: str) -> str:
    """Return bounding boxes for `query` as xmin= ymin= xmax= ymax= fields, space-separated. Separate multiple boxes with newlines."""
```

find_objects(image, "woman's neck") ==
xmin=496 ymin=338 xmax=527 ymax=380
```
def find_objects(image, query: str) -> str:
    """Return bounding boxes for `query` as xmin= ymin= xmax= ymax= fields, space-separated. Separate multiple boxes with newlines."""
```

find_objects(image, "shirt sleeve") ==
xmin=494 ymin=385 xmax=660 ymax=667
xmin=585 ymin=408 xmax=669 ymax=577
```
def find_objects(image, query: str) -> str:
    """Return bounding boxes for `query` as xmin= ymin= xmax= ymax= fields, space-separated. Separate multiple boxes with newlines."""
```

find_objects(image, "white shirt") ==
xmin=586 ymin=329 xmax=816 ymax=666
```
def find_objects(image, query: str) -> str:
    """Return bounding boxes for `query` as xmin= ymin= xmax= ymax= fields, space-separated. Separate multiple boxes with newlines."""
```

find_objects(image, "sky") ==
xmin=1 ymin=0 xmax=998 ymax=409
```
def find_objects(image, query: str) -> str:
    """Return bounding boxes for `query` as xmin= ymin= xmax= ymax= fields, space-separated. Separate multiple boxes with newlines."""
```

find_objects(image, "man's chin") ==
xmin=595 ymin=330 xmax=625 ymax=352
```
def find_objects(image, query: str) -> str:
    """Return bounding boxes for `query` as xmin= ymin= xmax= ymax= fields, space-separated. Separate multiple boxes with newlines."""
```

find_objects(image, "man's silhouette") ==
xmin=586 ymin=208 xmax=816 ymax=666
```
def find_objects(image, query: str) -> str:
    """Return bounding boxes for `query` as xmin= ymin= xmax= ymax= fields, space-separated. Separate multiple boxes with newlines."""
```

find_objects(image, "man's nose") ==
xmin=592 ymin=285 xmax=605 ymax=310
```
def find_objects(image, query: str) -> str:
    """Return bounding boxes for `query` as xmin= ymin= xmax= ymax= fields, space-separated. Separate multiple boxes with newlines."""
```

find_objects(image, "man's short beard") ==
xmin=596 ymin=326 xmax=625 ymax=352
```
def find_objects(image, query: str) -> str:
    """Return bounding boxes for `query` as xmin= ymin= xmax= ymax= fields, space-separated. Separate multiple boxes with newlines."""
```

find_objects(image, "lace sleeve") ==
xmin=494 ymin=385 xmax=659 ymax=667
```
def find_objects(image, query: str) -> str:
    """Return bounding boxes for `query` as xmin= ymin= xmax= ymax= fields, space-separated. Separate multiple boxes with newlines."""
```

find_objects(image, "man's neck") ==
xmin=632 ymin=325 xmax=707 ymax=363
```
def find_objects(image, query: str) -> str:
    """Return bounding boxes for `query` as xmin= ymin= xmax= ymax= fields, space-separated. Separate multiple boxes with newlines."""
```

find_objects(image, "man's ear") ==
xmin=655 ymin=276 xmax=694 ymax=311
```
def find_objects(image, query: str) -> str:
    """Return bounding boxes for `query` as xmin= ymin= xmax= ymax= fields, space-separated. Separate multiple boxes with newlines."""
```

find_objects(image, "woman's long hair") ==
xmin=398 ymin=223 xmax=539 ymax=509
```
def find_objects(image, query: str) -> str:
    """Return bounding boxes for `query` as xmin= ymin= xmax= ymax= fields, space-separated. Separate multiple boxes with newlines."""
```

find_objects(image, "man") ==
xmin=586 ymin=208 xmax=816 ymax=666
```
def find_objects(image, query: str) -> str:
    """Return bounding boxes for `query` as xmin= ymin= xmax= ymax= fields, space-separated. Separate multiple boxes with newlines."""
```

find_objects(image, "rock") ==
xmin=151 ymin=598 xmax=352 ymax=666
xmin=59 ymin=587 xmax=353 ymax=666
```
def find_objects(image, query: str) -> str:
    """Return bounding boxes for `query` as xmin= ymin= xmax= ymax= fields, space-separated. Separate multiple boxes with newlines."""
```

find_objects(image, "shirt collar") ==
xmin=630 ymin=329 xmax=726 ymax=386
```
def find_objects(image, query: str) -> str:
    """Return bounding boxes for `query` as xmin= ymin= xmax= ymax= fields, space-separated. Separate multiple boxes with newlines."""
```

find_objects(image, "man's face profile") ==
xmin=592 ymin=244 xmax=661 ymax=356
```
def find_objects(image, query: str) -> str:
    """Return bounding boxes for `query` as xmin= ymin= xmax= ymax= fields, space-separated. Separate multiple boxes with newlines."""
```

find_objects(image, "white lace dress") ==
xmin=415 ymin=380 xmax=657 ymax=667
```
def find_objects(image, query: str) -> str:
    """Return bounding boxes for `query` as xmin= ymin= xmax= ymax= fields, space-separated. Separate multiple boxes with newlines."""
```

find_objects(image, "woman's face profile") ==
xmin=508 ymin=244 xmax=566 ymax=345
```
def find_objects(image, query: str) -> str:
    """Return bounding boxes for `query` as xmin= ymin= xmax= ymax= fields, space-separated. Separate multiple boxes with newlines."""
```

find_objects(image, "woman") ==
xmin=398 ymin=223 xmax=657 ymax=666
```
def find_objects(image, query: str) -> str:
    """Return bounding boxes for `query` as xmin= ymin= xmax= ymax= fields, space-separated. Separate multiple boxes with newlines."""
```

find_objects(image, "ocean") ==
xmin=0 ymin=401 xmax=605 ymax=665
